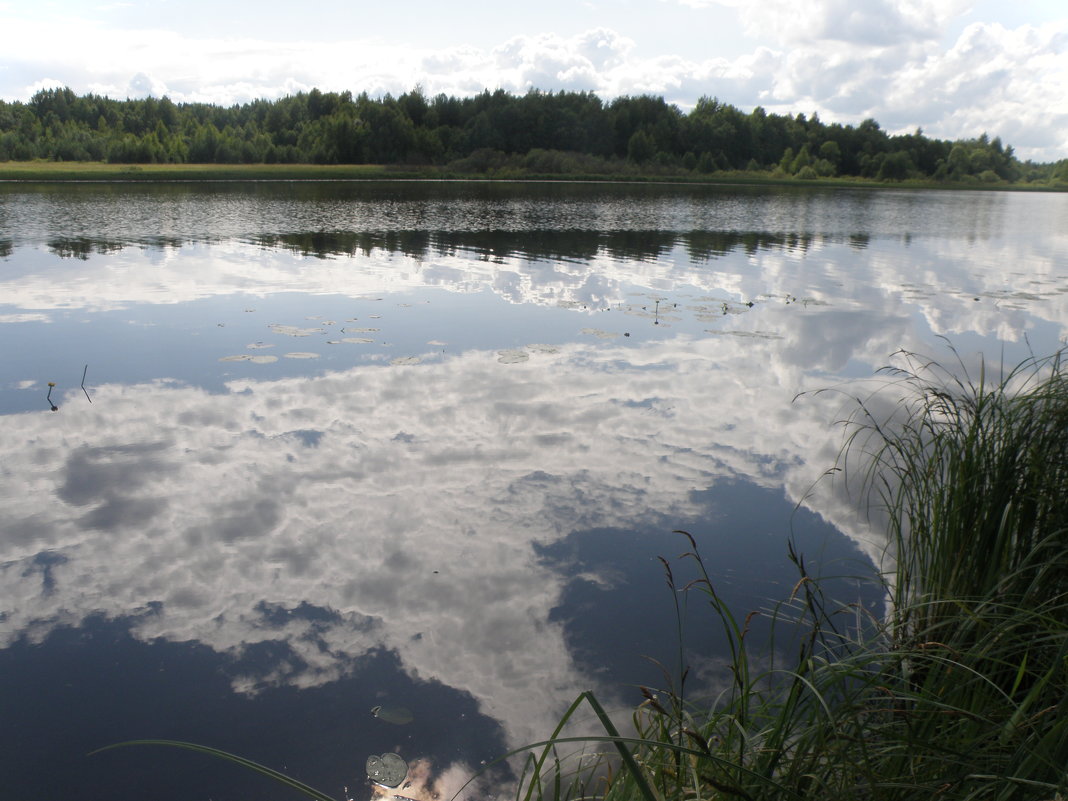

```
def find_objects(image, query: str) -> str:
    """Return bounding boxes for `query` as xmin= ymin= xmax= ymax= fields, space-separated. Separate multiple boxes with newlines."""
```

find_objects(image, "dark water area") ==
xmin=1 ymin=181 xmax=1066 ymax=800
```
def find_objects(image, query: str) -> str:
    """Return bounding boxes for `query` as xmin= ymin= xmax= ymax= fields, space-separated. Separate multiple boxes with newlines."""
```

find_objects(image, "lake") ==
xmin=1 ymin=181 xmax=1067 ymax=801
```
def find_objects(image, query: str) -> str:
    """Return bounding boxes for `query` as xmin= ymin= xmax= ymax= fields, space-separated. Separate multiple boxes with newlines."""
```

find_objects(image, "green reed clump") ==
xmin=524 ymin=350 xmax=1068 ymax=801
xmin=854 ymin=349 xmax=1068 ymax=635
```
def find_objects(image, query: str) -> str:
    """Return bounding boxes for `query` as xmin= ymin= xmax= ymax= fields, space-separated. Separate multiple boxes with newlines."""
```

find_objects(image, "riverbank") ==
xmin=1 ymin=160 xmax=1065 ymax=191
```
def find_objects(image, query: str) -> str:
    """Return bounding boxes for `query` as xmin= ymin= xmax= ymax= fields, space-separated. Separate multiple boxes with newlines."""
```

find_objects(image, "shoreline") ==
xmin=1 ymin=161 xmax=1065 ymax=191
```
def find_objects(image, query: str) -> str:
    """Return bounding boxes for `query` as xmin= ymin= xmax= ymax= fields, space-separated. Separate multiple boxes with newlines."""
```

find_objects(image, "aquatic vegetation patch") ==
xmin=703 ymin=329 xmax=784 ymax=339
xmin=283 ymin=352 xmax=319 ymax=359
xmin=580 ymin=328 xmax=619 ymax=339
xmin=390 ymin=356 xmax=422 ymax=365
xmin=497 ymin=349 xmax=530 ymax=364
xmin=371 ymin=704 xmax=414 ymax=725
xmin=219 ymin=354 xmax=278 ymax=363
xmin=267 ymin=324 xmax=323 ymax=337
xmin=245 ymin=342 xmax=275 ymax=349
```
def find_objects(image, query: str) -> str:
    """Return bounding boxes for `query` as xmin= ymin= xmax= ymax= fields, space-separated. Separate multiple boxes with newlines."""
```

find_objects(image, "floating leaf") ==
xmin=704 ymin=330 xmax=783 ymax=340
xmin=268 ymin=324 xmax=322 ymax=337
xmin=366 ymin=752 xmax=408 ymax=788
xmin=580 ymin=328 xmax=618 ymax=339
xmin=371 ymin=704 xmax=414 ymax=725
xmin=391 ymin=356 xmax=421 ymax=366
xmin=283 ymin=352 xmax=319 ymax=359
xmin=497 ymin=349 xmax=529 ymax=364
xmin=341 ymin=327 xmax=379 ymax=333
xmin=220 ymin=354 xmax=278 ymax=363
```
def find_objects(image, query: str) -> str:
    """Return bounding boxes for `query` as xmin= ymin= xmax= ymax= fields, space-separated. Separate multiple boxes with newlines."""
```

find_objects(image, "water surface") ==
xmin=2 ymin=181 xmax=1067 ymax=801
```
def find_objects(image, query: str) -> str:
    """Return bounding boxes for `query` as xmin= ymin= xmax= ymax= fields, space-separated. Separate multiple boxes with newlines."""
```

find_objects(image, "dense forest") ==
xmin=2 ymin=86 xmax=1066 ymax=184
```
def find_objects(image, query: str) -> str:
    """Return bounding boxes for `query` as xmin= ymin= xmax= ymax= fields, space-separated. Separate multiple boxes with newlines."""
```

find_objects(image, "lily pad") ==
xmin=366 ymin=752 xmax=408 ymax=787
xmin=341 ymin=327 xmax=379 ymax=333
xmin=580 ymin=328 xmax=618 ymax=339
xmin=391 ymin=356 xmax=422 ymax=366
xmin=372 ymin=704 xmax=414 ymax=725
xmin=268 ymin=324 xmax=322 ymax=337
xmin=704 ymin=330 xmax=784 ymax=340
xmin=219 ymin=354 xmax=278 ymax=364
xmin=283 ymin=352 xmax=319 ymax=359
xmin=497 ymin=349 xmax=529 ymax=364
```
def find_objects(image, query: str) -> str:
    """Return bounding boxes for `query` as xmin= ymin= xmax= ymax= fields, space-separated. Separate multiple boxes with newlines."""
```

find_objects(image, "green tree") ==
xmin=626 ymin=129 xmax=655 ymax=164
xmin=877 ymin=150 xmax=914 ymax=181
xmin=818 ymin=140 xmax=841 ymax=168
xmin=790 ymin=144 xmax=813 ymax=174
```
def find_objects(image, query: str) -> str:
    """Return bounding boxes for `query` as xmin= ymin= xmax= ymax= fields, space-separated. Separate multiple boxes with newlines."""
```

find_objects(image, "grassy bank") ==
xmin=531 ymin=350 xmax=1068 ymax=801
xmin=0 ymin=161 xmax=423 ymax=181
xmin=1 ymin=160 xmax=1064 ymax=191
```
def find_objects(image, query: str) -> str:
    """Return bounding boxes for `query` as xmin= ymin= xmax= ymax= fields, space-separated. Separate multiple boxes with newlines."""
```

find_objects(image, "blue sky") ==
xmin=1 ymin=0 xmax=1066 ymax=161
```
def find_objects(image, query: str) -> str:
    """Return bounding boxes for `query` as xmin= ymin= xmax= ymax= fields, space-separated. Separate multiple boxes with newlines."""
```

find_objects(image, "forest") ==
xmin=2 ymin=86 xmax=1067 ymax=184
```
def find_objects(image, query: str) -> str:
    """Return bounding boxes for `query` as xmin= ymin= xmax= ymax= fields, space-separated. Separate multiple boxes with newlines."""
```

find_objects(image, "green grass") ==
xmin=0 ymin=160 xmax=428 ymax=181
xmin=520 ymin=349 xmax=1068 ymax=801
xmin=2 ymin=159 xmax=1063 ymax=190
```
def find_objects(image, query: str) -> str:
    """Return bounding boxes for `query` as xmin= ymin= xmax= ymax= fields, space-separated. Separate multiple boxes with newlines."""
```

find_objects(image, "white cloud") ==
xmin=1 ymin=0 xmax=1066 ymax=160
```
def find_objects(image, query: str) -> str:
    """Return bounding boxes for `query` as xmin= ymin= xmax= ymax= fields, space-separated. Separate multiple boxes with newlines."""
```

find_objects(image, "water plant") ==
xmin=519 ymin=348 xmax=1068 ymax=801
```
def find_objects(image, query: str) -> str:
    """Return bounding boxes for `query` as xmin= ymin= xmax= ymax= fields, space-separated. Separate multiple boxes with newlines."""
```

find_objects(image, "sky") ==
xmin=1 ymin=0 xmax=1066 ymax=161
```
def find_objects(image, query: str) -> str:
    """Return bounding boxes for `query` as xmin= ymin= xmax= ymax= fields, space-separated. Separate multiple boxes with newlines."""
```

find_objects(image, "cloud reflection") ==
xmin=0 ymin=329 xmax=900 ymax=748
xmin=2 ymin=225 xmax=1067 ymax=351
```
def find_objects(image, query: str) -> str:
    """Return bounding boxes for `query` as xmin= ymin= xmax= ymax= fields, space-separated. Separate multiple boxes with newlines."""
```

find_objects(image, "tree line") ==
xmin=2 ymin=86 xmax=1065 ymax=184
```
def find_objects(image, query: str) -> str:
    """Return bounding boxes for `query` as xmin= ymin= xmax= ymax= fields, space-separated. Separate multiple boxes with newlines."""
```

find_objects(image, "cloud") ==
xmin=1 ymin=1 xmax=1066 ymax=160
xmin=878 ymin=21 xmax=1068 ymax=156
xmin=670 ymin=0 xmax=970 ymax=44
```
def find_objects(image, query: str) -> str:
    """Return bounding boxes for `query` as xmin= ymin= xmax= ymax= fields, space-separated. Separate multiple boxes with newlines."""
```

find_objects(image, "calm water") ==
xmin=2 ymin=181 xmax=1067 ymax=801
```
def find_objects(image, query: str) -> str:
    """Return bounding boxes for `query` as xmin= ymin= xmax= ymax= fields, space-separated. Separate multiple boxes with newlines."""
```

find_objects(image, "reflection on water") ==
xmin=254 ymin=228 xmax=840 ymax=264
xmin=1 ymin=182 xmax=1067 ymax=801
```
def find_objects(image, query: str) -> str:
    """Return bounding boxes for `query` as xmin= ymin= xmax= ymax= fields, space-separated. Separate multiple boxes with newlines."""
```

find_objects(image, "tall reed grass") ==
xmin=526 ymin=350 xmax=1068 ymax=801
